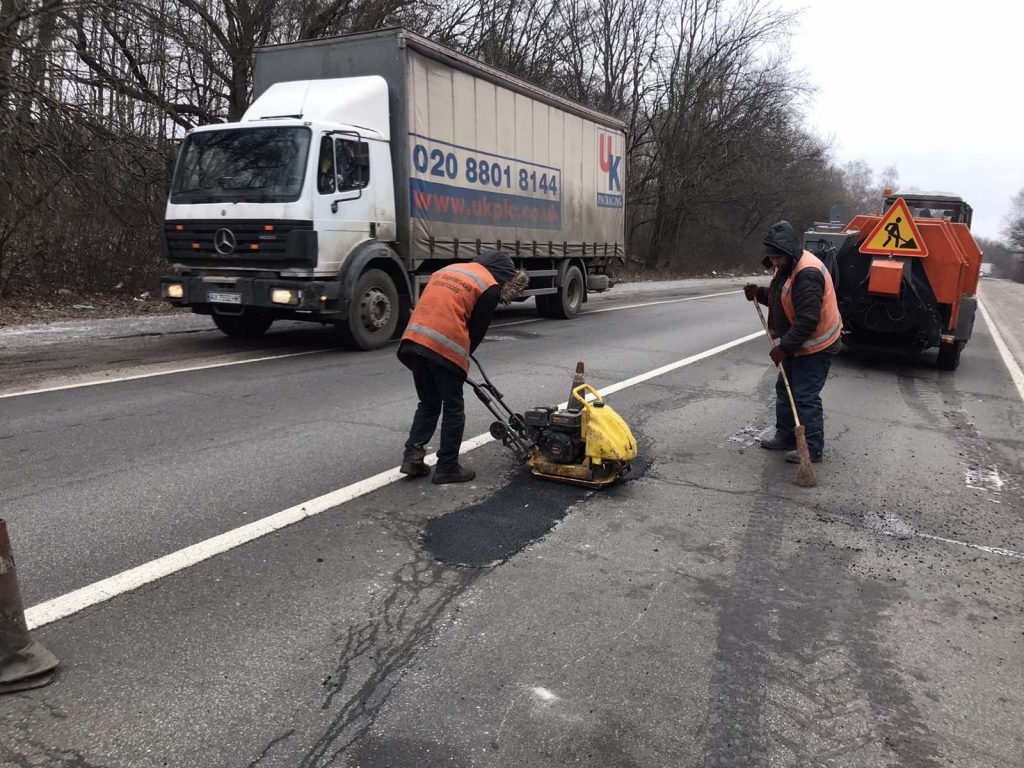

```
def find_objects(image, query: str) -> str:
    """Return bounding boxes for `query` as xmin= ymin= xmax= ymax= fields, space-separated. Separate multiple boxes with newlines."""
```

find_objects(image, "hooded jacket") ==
xmin=475 ymin=250 xmax=518 ymax=283
xmin=398 ymin=251 xmax=515 ymax=376
xmin=756 ymin=222 xmax=839 ymax=355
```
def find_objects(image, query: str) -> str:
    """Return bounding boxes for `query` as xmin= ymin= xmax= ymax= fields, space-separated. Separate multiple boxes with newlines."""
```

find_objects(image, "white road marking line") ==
xmin=587 ymin=289 xmax=742 ymax=315
xmin=0 ymin=350 xmax=330 ymax=400
xmin=964 ymin=465 xmax=1005 ymax=493
xmin=491 ymin=317 xmax=550 ymax=328
xmin=877 ymin=527 xmax=1024 ymax=561
xmin=4 ymin=289 xmax=740 ymax=399
xmin=913 ymin=533 xmax=1024 ymax=561
xmin=598 ymin=331 xmax=762 ymax=397
xmin=25 ymin=330 xmax=761 ymax=630
xmin=490 ymin=289 xmax=742 ymax=329
xmin=870 ymin=509 xmax=1024 ymax=561
xmin=977 ymin=298 xmax=1024 ymax=403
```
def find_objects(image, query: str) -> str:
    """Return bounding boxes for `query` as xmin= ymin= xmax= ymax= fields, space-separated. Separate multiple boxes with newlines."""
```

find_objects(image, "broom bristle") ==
xmin=792 ymin=425 xmax=817 ymax=488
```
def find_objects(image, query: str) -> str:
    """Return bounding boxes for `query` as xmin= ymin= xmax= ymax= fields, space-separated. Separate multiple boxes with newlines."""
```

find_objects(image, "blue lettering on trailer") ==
xmin=410 ymin=179 xmax=561 ymax=229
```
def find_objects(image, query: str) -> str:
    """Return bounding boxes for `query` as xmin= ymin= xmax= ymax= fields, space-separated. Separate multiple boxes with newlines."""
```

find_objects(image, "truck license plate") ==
xmin=208 ymin=292 xmax=241 ymax=304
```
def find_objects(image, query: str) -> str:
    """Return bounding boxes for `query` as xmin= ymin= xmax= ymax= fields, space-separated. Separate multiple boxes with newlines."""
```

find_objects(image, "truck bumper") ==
xmin=160 ymin=276 xmax=345 ymax=317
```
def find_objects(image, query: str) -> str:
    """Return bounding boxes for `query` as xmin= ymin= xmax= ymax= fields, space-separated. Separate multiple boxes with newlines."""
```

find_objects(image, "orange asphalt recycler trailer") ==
xmin=803 ymin=192 xmax=984 ymax=370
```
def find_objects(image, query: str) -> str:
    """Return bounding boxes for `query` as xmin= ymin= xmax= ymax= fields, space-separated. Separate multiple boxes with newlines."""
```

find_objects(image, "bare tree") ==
xmin=1006 ymin=187 xmax=1024 ymax=255
xmin=0 ymin=0 xmax=905 ymax=299
xmin=451 ymin=0 xmax=565 ymax=87
xmin=634 ymin=0 xmax=808 ymax=269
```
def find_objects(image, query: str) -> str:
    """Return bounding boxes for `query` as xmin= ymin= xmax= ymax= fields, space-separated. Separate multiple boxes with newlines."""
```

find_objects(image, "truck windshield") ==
xmin=171 ymin=127 xmax=311 ymax=204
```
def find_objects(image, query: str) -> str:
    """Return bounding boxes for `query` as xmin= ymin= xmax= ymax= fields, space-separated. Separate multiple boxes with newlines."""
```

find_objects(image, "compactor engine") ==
xmin=523 ymin=406 xmax=586 ymax=465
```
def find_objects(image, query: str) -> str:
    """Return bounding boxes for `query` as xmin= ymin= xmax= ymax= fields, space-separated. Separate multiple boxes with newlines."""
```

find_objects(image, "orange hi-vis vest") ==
xmin=778 ymin=251 xmax=843 ymax=356
xmin=402 ymin=262 xmax=497 ymax=373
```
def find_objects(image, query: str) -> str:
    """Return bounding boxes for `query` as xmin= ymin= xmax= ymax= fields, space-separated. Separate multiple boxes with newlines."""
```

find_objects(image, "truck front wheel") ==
xmin=537 ymin=265 xmax=585 ymax=319
xmin=335 ymin=268 xmax=399 ymax=350
xmin=212 ymin=310 xmax=274 ymax=339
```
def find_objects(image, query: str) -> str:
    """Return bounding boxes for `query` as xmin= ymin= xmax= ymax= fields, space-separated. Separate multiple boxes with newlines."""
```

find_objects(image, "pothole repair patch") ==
xmin=421 ymin=448 xmax=654 ymax=569
xmin=421 ymin=467 xmax=591 ymax=568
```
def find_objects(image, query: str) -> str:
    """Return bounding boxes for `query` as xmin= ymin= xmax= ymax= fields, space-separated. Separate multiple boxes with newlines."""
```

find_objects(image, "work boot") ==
xmin=786 ymin=449 xmax=822 ymax=464
xmin=432 ymin=463 xmax=476 ymax=484
xmin=760 ymin=431 xmax=796 ymax=451
xmin=400 ymin=445 xmax=431 ymax=478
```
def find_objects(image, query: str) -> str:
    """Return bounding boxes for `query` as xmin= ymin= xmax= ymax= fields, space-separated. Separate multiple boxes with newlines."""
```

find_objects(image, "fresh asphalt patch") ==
xmin=422 ymin=442 xmax=655 ymax=569
xmin=421 ymin=467 xmax=591 ymax=568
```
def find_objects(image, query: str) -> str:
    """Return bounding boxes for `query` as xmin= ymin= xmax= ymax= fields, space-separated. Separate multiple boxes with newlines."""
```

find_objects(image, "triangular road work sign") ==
xmin=859 ymin=198 xmax=929 ymax=256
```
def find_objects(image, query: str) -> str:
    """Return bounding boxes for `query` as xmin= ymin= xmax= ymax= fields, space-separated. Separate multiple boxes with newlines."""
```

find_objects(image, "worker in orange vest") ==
xmin=398 ymin=251 xmax=528 ymax=484
xmin=744 ymin=221 xmax=842 ymax=463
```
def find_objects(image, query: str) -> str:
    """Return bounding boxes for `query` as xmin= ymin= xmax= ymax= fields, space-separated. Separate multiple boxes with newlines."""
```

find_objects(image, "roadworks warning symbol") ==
xmin=859 ymin=198 xmax=929 ymax=256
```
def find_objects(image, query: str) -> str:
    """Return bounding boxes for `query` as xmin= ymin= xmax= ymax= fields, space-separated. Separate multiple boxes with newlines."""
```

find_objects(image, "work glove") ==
xmin=743 ymin=284 xmax=759 ymax=302
xmin=769 ymin=345 xmax=788 ymax=365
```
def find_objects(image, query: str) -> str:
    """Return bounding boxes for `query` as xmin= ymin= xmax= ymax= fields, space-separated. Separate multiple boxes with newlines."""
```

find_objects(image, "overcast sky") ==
xmin=776 ymin=0 xmax=1022 ymax=239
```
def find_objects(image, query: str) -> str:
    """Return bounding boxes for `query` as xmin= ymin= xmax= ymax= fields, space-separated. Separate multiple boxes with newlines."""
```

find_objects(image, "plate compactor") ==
xmin=466 ymin=358 xmax=638 ymax=489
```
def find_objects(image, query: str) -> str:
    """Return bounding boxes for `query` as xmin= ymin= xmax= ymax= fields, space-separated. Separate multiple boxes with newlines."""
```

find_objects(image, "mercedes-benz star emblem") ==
xmin=213 ymin=228 xmax=236 ymax=255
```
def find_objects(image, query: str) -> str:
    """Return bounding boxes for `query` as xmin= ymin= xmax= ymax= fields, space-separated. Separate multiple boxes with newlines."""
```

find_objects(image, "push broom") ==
xmin=753 ymin=301 xmax=817 ymax=488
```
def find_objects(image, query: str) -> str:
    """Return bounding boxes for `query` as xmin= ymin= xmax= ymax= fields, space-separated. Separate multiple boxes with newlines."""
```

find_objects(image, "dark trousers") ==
xmin=405 ymin=355 xmax=465 ymax=470
xmin=775 ymin=351 xmax=832 ymax=456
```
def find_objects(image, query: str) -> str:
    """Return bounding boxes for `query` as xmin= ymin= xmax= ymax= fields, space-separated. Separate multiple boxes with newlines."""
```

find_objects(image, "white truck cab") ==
xmin=164 ymin=78 xmax=403 ymax=345
xmin=237 ymin=75 xmax=397 ymax=271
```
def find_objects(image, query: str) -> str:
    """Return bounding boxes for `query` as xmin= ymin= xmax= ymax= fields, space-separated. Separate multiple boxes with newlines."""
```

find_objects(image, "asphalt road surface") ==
xmin=2 ymin=278 xmax=1022 ymax=768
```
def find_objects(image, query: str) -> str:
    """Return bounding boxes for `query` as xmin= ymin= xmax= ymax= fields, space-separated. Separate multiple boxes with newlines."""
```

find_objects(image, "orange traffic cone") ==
xmin=1 ymin=519 xmax=59 ymax=694
xmin=568 ymin=361 xmax=585 ymax=410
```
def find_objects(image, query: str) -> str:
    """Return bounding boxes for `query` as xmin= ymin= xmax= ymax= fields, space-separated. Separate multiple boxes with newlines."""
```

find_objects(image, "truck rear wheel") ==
xmin=537 ymin=265 xmax=585 ymax=319
xmin=335 ymin=268 xmax=399 ymax=350
xmin=212 ymin=310 xmax=273 ymax=339
xmin=936 ymin=340 xmax=964 ymax=371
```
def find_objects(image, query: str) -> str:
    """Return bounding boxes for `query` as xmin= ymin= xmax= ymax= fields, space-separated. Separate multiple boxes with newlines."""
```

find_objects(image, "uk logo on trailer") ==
xmin=599 ymin=133 xmax=621 ymax=190
xmin=597 ymin=130 xmax=623 ymax=209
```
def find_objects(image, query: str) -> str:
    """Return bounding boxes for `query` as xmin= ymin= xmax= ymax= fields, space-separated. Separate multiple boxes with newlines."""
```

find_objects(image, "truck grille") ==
xmin=165 ymin=220 xmax=315 ymax=266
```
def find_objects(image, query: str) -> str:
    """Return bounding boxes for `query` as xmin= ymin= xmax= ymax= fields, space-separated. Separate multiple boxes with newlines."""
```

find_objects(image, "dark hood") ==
xmin=474 ymin=250 xmax=517 ymax=283
xmin=761 ymin=220 xmax=801 ymax=269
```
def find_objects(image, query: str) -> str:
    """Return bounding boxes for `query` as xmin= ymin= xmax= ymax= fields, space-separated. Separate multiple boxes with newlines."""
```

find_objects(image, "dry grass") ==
xmin=0 ymin=294 xmax=187 ymax=329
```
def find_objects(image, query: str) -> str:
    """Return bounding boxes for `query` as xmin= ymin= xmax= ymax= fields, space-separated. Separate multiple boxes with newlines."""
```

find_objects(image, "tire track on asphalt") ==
xmin=701 ymin=484 xmax=942 ymax=766
xmin=694 ymin=358 xmax=945 ymax=767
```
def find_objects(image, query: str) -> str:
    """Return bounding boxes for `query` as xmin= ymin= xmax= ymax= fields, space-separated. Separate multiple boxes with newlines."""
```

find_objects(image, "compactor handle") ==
xmin=470 ymin=354 xmax=503 ymax=398
xmin=571 ymin=383 xmax=605 ymax=408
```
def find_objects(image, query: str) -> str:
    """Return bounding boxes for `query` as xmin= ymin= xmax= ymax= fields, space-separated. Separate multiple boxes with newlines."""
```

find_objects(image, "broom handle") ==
xmin=753 ymin=300 xmax=802 ymax=429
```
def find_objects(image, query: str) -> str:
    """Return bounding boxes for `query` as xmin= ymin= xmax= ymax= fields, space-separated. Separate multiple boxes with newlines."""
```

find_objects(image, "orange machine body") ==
xmin=845 ymin=214 xmax=982 ymax=331
xmin=804 ymin=193 xmax=983 ymax=369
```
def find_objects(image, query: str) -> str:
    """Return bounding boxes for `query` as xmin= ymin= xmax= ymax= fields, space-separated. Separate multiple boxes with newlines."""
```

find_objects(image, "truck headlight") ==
xmin=271 ymin=288 xmax=299 ymax=305
xmin=165 ymin=282 xmax=184 ymax=299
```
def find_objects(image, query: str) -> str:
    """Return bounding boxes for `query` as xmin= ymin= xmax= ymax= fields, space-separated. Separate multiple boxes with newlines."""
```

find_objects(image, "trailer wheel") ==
xmin=936 ymin=340 xmax=964 ymax=371
xmin=536 ymin=265 xmax=585 ymax=319
xmin=335 ymin=269 xmax=399 ymax=350
xmin=212 ymin=310 xmax=274 ymax=339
